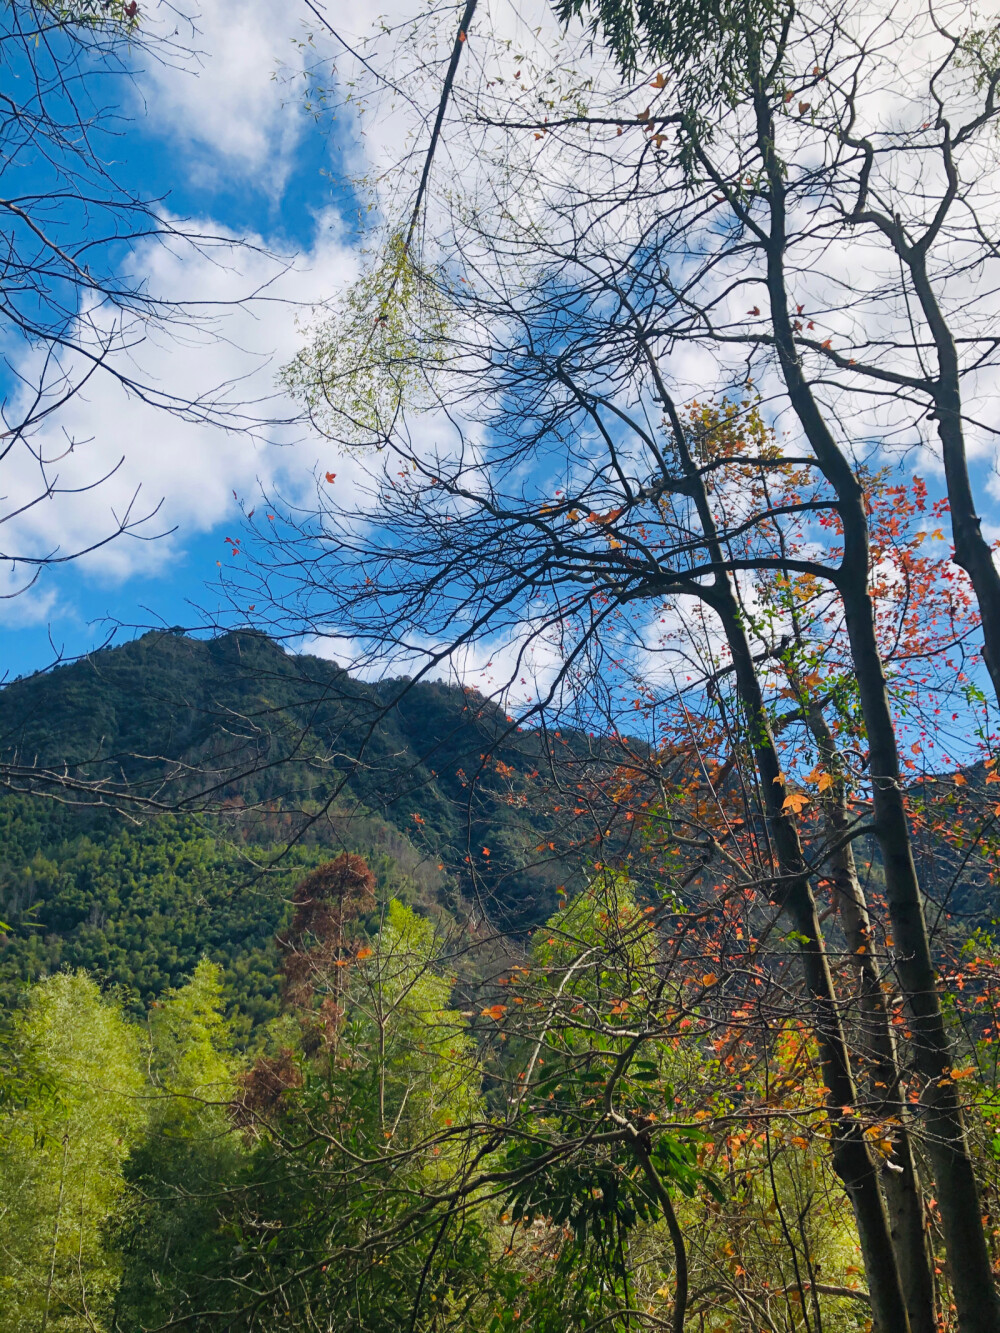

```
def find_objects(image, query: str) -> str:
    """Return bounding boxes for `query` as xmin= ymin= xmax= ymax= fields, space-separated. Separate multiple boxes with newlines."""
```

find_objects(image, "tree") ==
xmin=565 ymin=0 xmax=1000 ymax=722
xmin=0 ymin=2 xmax=259 ymax=592
xmin=112 ymin=959 xmax=246 ymax=1330
xmin=221 ymin=1 xmax=1000 ymax=1326
xmin=112 ymin=859 xmax=734 ymax=1333
xmin=0 ymin=970 xmax=146 ymax=1331
xmin=143 ymin=879 xmax=496 ymax=1331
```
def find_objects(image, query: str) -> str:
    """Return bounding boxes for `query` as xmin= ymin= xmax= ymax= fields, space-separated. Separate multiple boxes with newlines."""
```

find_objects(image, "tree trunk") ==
xmin=41 ymin=1133 xmax=70 ymax=1333
xmin=657 ymin=401 xmax=912 ymax=1333
xmin=805 ymin=699 xmax=937 ymax=1333
xmin=629 ymin=1132 xmax=688 ymax=1333
xmin=748 ymin=86 xmax=1000 ymax=1333
xmin=906 ymin=249 xmax=1000 ymax=710
xmin=709 ymin=578 xmax=912 ymax=1333
xmin=838 ymin=577 xmax=998 ymax=1333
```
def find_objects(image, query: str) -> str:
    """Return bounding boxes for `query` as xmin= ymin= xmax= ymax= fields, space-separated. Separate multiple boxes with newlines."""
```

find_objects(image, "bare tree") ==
xmin=0 ymin=3 xmax=320 ymax=817
xmin=215 ymin=1 xmax=1000 ymax=1327
xmin=0 ymin=0 xmax=285 ymax=603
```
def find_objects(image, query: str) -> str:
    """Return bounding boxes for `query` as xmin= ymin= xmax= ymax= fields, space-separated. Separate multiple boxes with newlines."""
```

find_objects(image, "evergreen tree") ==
xmin=112 ymin=960 xmax=245 ymax=1328
xmin=0 ymin=972 xmax=145 ymax=1332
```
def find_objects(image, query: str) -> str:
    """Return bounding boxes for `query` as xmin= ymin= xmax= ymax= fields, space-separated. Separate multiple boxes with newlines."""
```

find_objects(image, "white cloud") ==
xmin=134 ymin=0 xmax=451 ymax=189
xmin=0 ymin=213 xmax=361 ymax=583
xmin=0 ymin=577 xmax=60 ymax=630
xmin=139 ymin=0 xmax=314 ymax=186
xmin=304 ymin=623 xmax=565 ymax=714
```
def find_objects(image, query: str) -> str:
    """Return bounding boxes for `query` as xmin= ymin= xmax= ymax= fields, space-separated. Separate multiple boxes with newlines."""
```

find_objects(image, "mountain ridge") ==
xmin=0 ymin=631 xmax=603 ymax=1025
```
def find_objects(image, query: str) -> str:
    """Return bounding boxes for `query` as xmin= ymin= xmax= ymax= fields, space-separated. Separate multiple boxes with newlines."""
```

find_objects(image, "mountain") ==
xmin=0 ymin=631 xmax=606 ymax=1029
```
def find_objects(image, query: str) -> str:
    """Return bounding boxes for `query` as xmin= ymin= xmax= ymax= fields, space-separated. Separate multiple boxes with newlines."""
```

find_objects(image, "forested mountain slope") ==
xmin=0 ymin=632 xmax=601 ymax=1025
xmin=0 ymin=628 xmax=538 ymax=822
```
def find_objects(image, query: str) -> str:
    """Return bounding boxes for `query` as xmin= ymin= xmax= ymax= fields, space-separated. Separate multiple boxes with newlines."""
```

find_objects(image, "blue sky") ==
xmin=0 ymin=0 xmax=368 ymax=681
xmin=6 ymin=0 xmax=1000 ymax=727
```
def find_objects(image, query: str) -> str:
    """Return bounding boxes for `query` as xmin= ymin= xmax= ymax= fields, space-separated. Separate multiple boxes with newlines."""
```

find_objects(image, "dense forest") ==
xmin=0 ymin=630 xmax=607 ymax=1025
xmin=0 ymin=635 xmax=700 ymax=1331
xmin=1 ymin=629 xmax=1000 ymax=1333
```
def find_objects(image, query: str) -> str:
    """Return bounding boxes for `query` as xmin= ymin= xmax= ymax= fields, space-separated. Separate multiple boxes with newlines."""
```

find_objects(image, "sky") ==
xmin=0 ymin=0 xmax=376 ymax=680
xmin=5 ymin=0 xmax=1000 ymax=726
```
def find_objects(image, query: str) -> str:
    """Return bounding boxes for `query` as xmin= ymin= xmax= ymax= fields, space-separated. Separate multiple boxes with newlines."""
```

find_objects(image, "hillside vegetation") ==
xmin=0 ymin=631 xmax=600 ymax=1024
xmin=1 ymin=638 xmax=1000 ymax=1333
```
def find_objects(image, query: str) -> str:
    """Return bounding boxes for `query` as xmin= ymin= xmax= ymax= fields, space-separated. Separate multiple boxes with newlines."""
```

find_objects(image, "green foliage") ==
xmin=147 ymin=957 xmax=240 ymax=1112
xmin=956 ymin=18 xmax=1000 ymax=95
xmin=0 ymin=972 xmax=146 ymax=1332
xmin=282 ymin=232 xmax=451 ymax=444
xmin=0 ymin=630 xmax=579 ymax=963
xmin=0 ymin=634 xmax=963 ymax=1330
xmin=345 ymin=899 xmax=483 ymax=1142
xmin=480 ymin=881 xmax=723 ymax=1331
xmin=0 ymin=882 xmax=938 ymax=1333
xmin=0 ymin=806 xmax=317 ymax=1036
xmin=43 ymin=0 xmax=141 ymax=31
xmin=112 ymin=961 xmax=247 ymax=1330
xmin=552 ymin=0 xmax=788 ymax=97
xmin=120 ymin=899 xmax=495 ymax=1331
